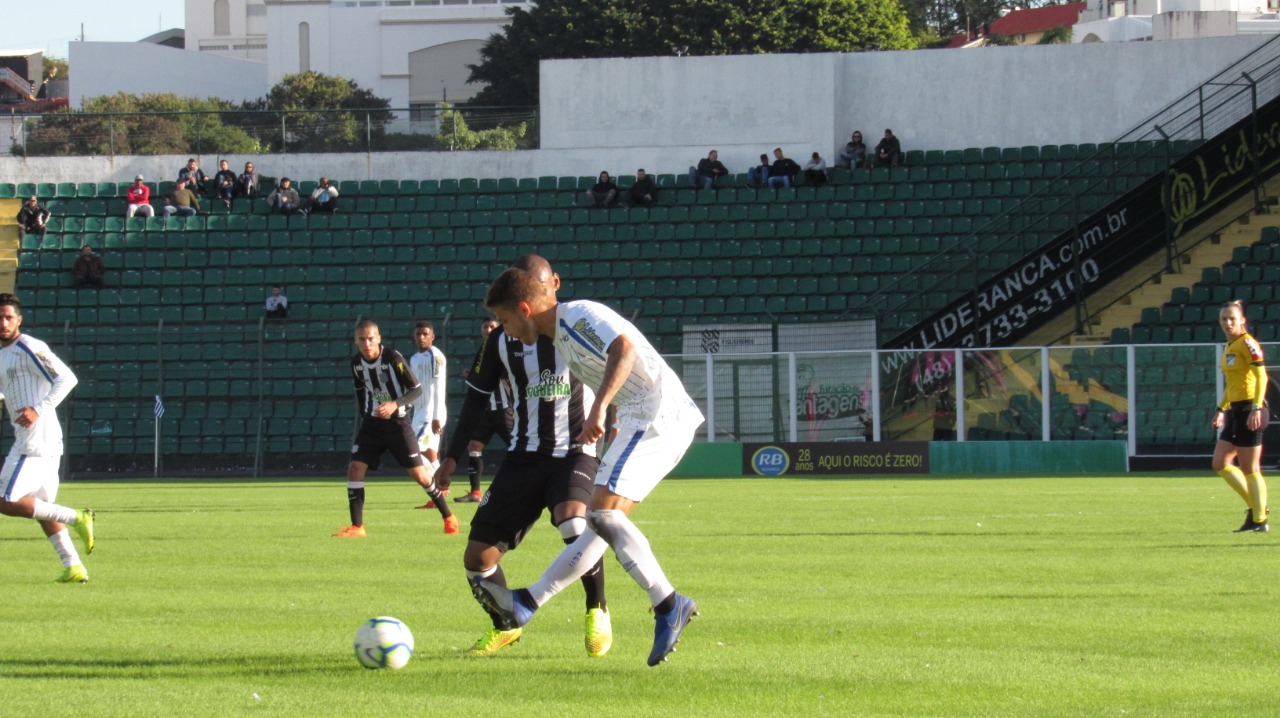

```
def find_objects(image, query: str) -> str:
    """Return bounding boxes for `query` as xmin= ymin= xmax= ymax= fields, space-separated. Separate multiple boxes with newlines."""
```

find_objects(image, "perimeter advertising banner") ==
xmin=743 ymin=441 xmax=929 ymax=476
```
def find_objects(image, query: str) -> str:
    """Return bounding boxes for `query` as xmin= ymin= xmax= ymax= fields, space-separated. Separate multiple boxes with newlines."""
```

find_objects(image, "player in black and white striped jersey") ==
xmin=0 ymin=294 xmax=95 ymax=583
xmin=453 ymin=317 xmax=515 ymax=504
xmin=434 ymin=256 xmax=611 ymax=658
xmin=334 ymin=319 xmax=457 ymax=538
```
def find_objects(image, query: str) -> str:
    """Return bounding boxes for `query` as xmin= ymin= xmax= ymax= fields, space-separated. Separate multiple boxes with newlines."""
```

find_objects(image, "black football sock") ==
xmin=424 ymin=484 xmax=453 ymax=518
xmin=654 ymin=592 xmax=676 ymax=615
xmin=347 ymin=486 xmax=365 ymax=526
xmin=469 ymin=565 xmax=509 ymax=629
xmin=468 ymin=454 xmax=484 ymax=493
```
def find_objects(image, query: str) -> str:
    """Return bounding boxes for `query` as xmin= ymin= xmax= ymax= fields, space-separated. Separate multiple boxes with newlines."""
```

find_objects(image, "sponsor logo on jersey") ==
xmin=526 ymin=370 xmax=571 ymax=401
xmin=572 ymin=318 xmax=606 ymax=352
xmin=1226 ymin=354 xmax=1237 ymax=367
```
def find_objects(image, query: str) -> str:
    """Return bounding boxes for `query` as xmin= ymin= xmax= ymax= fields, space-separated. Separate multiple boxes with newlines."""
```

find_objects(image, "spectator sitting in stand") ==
xmin=237 ymin=161 xmax=264 ymax=198
xmin=688 ymin=149 xmax=728 ymax=190
xmin=265 ymin=285 xmax=289 ymax=319
xmin=177 ymin=158 xmax=209 ymax=195
xmin=162 ymin=180 xmax=201 ymax=218
xmin=266 ymin=177 xmax=305 ymax=215
xmin=836 ymin=131 xmax=867 ymax=169
xmin=309 ymin=176 xmax=340 ymax=214
xmin=213 ymin=159 xmax=237 ymax=207
xmin=582 ymin=171 xmax=619 ymax=208
xmin=803 ymin=152 xmax=829 ymax=185
xmin=767 ymin=148 xmax=801 ymax=188
xmin=72 ymin=245 xmax=105 ymax=288
xmin=746 ymin=153 xmax=771 ymax=187
xmin=871 ymin=128 xmax=903 ymax=168
xmin=125 ymin=175 xmax=155 ymax=217
xmin=626 ymin=169 xmax=657 ymax=207
xmin=16 ymin=196 xmax=50 ymax=237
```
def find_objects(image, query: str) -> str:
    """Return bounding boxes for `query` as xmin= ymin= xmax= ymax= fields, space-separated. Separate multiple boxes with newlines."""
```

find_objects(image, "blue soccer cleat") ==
xmin=647 ymin=594 xmax=698 ymax=667
xmin=470 ymin=578 xmax=537 ymax=630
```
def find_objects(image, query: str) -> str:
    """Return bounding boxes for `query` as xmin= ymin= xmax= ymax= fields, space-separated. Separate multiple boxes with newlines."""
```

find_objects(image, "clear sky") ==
xmin=0 ymin=1 xmax=186 ymax=60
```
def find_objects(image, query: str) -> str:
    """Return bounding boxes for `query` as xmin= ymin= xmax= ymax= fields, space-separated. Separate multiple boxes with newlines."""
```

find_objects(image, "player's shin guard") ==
xmin=527 ymin=528 xmax=610 ymax=607
xmin=558 ymin=517 xmax=606 ymax=611
xmin=468 ymin=451 xmax=484 ymax=493
xmin=347 ymin=482 xmax=365 ymax=526
xmin=588 ymin=509 xmax=674 ymax=608
xmin=1246 ymin=472 xmax=1268 ymax=522
xmin=31 ymin=499 xmax=78 ymax=525
xmin=1218 ymin=466 xmax=1251 ymax=504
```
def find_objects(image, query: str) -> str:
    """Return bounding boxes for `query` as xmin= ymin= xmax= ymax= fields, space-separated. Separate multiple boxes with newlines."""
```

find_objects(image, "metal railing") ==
xmin=5 ymin=105 xmax=538 ymax=157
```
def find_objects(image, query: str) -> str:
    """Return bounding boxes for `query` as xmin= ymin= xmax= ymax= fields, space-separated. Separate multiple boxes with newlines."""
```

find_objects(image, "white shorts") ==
xmin=596 ymin=416 xmax=700 ymax=502
xmin=415 ymin=426 xmax=441 ymax=455
xmin=1 ymin=452 xmax=62 ymax=503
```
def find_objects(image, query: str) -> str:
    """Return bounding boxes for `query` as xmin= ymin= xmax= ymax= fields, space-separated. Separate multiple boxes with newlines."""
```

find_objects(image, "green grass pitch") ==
xmin=2 ymin=474 xmax=1277 ymax=717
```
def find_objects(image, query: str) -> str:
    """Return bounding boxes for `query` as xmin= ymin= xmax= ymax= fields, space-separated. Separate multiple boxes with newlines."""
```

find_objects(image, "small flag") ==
xmin=154 ymin=395 xmax=165 ymax=419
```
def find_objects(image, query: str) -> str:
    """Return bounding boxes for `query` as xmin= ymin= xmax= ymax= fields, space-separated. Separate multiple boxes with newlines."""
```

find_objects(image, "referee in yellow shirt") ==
xmin=1211 ymin=300 xmax=1269 ymax=532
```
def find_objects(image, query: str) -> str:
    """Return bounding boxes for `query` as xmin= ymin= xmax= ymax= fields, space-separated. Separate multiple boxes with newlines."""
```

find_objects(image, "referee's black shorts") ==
xmin=1220 ymin=400 xmax=1268 ymax=448
xmin=469 ymin=452 xmax=598 ymax=553
xmin=351 ymin=418 xmax=424 ymax=470
xmin=469 ymin=407 xmax=514 ymax=447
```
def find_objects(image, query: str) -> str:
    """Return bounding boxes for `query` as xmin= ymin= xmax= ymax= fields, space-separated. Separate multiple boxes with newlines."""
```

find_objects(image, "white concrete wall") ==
xmin=69 ymin=42 xmax=268 ymax=108
xmin=1155 ymin=10 xmax=1239 ymax=38
xmin=541 ymin=35 xmax=1271 ymax=174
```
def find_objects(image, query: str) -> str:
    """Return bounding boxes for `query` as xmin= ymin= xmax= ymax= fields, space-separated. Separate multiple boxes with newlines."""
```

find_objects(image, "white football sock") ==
xmin=526 ymin=528 xmax=609 ymax=607
xmin=465 ymin=565 xmax=500 ymax=582
xmin=588 ymin=509 xmax=675 ymax=607
xmin=32 ymin=499 xmax=78 ymax=525
xmin=48 ymin=529 xmax=81 ymax=568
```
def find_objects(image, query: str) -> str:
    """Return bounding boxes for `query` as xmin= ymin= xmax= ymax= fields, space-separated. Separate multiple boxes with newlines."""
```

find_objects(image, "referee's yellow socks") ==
xmin=1218 ymin=466 xmax=1250 ymax=503
xmin=1245 ymin=472 xmax=1268 ymax=522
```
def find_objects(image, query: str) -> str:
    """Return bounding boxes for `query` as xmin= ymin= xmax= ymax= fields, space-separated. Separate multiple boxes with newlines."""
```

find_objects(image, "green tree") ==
xmin=430 ymin=105 xmax=530 ymax=151
xmin=20 ymin=93 xmax=261 ymax=156
xmin=1037 ymin=25 xmax=1072 ymax=44
xmin=468 ymin=0 xmax=917 ymax=107
xmin=42 ymin=55 xmax=68 ymax=82
xmin=245 ymin=71 xmax=394 ymax=152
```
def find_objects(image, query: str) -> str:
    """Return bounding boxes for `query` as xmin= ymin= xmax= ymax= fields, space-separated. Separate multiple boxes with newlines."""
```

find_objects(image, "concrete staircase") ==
xmin=1026 ymin=174 xmax=1280 ymax=347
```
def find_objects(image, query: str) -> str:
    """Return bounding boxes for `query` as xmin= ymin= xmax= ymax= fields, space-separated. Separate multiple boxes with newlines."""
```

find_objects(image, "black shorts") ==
xmin=351 ymin=418 xmax=424 ymax=471
xmin=1219 ymin=401 xmax=1267 ymax=448
xmin=469 ymin=407 xmax=514 ymax=447
xmin=468 ymin=452 xmax=599 ymax=553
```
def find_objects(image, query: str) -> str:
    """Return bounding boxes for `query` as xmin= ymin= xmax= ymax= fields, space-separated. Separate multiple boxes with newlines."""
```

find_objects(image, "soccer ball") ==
xmin=353 ymin=616 xmax=415 ymax=670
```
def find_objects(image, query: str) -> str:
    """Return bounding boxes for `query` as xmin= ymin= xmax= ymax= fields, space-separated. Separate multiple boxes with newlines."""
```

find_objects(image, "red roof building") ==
xmin=945 ymin=2 xmax=1086 ymax=47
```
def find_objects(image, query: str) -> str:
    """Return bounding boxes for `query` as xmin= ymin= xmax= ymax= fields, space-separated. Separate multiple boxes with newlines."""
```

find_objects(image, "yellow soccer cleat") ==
xmin=332 ymin=525 xmax=367 ymax=538
xmin=56 ymin=564 xmax=88 ymax=584
xmin=75 ymin=509 xmax=95 ymax=554
xmin=585 ymin=607 xmax=613 ymax=657
xmin=466 ymin=627 xmax=522 ymax=657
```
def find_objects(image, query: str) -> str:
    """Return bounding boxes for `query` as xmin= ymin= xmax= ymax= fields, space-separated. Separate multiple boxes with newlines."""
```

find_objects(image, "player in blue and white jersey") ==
xmin=473 ymin=268 xmax=704 ymax=666
xmin=434 ymin=256 xmax=610 ymax=658
xmin=0 ymin=294 xmax=94 ymax=583
xmin=408 ymin=319 xmax=447 ymax=474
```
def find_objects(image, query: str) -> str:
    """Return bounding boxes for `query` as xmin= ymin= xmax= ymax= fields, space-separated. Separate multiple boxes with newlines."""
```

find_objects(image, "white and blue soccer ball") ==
xmin=353 ymin=616 xmax=415 ymax=670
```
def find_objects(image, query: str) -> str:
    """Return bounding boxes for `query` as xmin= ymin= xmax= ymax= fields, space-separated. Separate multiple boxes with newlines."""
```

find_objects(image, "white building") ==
xmin=181 ymin=0 xmax=529 ymax=109
xmin=1075 ymin=0 xmax=1280 ymax=42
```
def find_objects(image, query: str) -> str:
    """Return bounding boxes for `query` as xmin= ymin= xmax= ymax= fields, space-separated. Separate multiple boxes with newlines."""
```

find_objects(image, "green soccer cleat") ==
xmin=75 ymin=509 xmax=95 ymax=554
xmin=585 ymin=607 xmax=613 ymax=657
xmin=56 ymin=564 xmax=88 ymax=583
xmin=466 ymin=627 xmax=522 ymax=657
